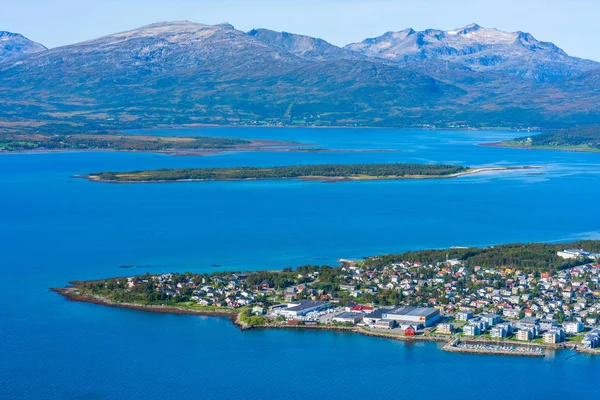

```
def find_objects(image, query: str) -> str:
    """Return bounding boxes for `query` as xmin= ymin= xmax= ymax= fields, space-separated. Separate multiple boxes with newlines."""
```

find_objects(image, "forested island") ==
xmin=0 ymin=132 xmax=307 ymax=156
xmin=488 ymin=126 xmax=600 ymax=153
xmin=81 ymin=163 xmax=535 ymax=183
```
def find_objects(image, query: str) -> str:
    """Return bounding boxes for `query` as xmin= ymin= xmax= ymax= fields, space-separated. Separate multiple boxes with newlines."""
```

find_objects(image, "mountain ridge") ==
xmin=0 ymin=31 xmax=46 ymax=63
xmin=345 ymin=24 xmax=598 ymax=82
xmin=0 ymin=21 xmax=598 ymax=132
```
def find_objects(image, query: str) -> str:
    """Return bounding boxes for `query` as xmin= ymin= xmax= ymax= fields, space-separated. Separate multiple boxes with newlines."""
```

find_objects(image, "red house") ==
xmin=405 ymin=327 xmax=416 ymax=336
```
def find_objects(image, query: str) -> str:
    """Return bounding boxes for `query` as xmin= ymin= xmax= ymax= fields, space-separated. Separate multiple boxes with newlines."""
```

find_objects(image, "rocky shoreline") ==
xmin=52 ymin=287 xmax=596 ymax=357
xmin=51 ymin=288 xmax=450 ymax=342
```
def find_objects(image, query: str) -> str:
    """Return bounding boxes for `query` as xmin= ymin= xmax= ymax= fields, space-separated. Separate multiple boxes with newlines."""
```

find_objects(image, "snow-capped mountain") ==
xmin=0 ymin=31 xmax=46 ymax=62
xmin=345 ymin=24 xmax=599 ymax=82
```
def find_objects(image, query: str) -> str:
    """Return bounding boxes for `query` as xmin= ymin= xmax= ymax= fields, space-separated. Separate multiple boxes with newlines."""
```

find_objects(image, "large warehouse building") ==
xmin=382 ymin=306 xmax=440 ymax=327
xmin=279 ymin=300 xmax=331 ymax=317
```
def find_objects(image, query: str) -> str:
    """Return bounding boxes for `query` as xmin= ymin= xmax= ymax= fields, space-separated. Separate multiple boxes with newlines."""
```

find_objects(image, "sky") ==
xmin=2 ymin=0 xmax=599 ymax=61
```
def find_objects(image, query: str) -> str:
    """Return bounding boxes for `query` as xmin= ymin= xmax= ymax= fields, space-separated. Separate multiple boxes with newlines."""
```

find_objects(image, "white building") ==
xmin=557 ymin=249 xmax=600 ymax=260
xmin=457 ymin=311 xmax=473 ymax=321
xmin=564 ymin=321 xmax=584 ymax=334
xmin=280 ymin=300 xmax=331 ymax=318
xmin=463 ymin=324 xmax=481 ymax=336
xmin=490 ymin=326 xmax=507 ymax=338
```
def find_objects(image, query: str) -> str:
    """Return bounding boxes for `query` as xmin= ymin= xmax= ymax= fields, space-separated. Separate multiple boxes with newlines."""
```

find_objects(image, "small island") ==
xmin=52 ymin=240 xmax=600 ymax=357
xmin=80 ymin=163 xmax=538 ymax=183
xmin=486 ymin=126 xmax=600 ymax=153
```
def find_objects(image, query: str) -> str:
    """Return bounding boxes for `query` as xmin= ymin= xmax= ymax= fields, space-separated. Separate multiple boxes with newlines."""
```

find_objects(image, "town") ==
xmin=58 ymin=243 xmax=600 ymax=356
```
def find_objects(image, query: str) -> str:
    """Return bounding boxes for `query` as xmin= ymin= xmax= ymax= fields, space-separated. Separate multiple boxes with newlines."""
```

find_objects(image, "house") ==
xmin=252 ymin=306 xmax=265 ymax=316
xmin=503 ymin=307 xmax=523 ymax=319
xmin=405 ymin=326 xmax=416 ymax=336
xmin=284 ymin=293 xmax=297 ymax=302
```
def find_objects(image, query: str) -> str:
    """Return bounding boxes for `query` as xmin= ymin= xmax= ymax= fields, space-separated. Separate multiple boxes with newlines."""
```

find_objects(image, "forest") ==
xmin=527 ymin=126 xmax=600 ymax=149
xmin=89 ymin=163 xmax=470 ymax=182
xmin=501 ymin=126 xmax=600 ymax=151
xmin=365 ymin=241 xmax=600 ymax=273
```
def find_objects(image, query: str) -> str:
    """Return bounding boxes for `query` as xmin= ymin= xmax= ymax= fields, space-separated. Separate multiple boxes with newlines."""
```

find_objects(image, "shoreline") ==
xmin=50 ymin=287 xmax=447 ymax=341
xmin=81 ymin=166 xmax=541 ymax=184
xmin=0 ymin=139 xmax=303 ymax=157
xmin=480 ymin=142 xmax=600 ymax=154
xmin=52 ymin=287 xmax=572 ymax=357
xmin=0 ymin=144 xmax=398 ymax=157
xmin=123 ymin=124 xmax=532 ymax=132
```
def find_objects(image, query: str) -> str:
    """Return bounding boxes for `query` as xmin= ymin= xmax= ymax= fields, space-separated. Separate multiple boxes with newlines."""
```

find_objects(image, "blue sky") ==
xmin=3 ymin=0 xmax=599 ymax=60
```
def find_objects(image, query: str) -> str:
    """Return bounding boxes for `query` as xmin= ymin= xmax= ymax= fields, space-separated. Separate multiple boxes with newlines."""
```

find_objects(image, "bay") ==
xmin=1 ymin=128 xmax=599 ymax=399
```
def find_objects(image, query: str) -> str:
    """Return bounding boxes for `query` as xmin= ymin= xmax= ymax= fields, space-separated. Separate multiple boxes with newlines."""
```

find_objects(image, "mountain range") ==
xmin=0 ymin=21 xmax=599 ymax=132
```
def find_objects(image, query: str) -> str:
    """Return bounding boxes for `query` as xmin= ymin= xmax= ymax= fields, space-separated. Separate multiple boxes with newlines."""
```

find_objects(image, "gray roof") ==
xmin=364 ymin=308 xmax=389 ymax=319
xmin=334 ymin=312 xmax=363 ymax=319
xmin=286 ymin=300 xmax=328 ymax=312
xmin=385 ymin=306 xmax=439 ymax=318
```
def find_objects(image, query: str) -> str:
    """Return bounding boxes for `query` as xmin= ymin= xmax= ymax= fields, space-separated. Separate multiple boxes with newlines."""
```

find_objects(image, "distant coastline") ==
xmin=482 ymin=142 xmax=600 ymax=153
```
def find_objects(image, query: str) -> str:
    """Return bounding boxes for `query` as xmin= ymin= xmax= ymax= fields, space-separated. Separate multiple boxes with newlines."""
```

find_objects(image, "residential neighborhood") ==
xmin=108 ymin=246 xmax=600 ymax=353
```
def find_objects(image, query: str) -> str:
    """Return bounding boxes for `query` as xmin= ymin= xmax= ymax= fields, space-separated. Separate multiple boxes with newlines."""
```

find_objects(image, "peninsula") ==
xmin=486 ymin=126 xmax=600 ymax=153
xmin=80 ymin=164 xmax=537 ymax=183
xmin=53 ymin=240 xmax=600 ymax=357
xmin=0 ymin=132 xmax=317 ymax=156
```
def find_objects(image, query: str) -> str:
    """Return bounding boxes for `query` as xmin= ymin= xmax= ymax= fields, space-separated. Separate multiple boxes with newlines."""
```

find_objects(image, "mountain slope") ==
xmin=0 ymin=31 xmax=46 ymax=62
xmin=4 ymin=21 xmax=305 ymax=74
xmin=0 ymin=22 xmax=464 ymax=131
xmin=345 ymin=24 xmax=599 ymax=82
xmin=247 ymin=28 xmax=361 ymax=61
xmin=0 ymin=21 xmax=598 ymax=131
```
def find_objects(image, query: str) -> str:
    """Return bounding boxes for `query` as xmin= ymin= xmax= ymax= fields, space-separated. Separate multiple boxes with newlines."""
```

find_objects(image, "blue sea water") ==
xmin=1 ymin=128 xmax=600 ymax=399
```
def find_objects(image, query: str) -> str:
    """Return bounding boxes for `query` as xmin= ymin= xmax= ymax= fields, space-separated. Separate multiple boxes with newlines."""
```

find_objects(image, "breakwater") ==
xmin=443 ymin=339 xmax=545 ymax=357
